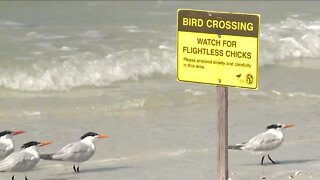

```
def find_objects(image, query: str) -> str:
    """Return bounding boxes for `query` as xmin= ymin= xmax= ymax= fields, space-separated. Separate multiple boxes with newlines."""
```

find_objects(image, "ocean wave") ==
xmin=0 ymin=20 xmax=23 ymax=27
xmin=240 ymin=90 xmax=320 ymax=99
xmin=0 ymin=48 xmax=175 ymax=91
xmin=261 ymin=18 xmax=320 ymax=65
xmin=1 ymin=17 xmax=320 ymax=92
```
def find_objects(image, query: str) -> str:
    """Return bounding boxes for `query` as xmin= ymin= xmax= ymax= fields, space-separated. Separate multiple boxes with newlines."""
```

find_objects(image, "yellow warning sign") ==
xmin=177 ymin=9 xmax=260 ymax=89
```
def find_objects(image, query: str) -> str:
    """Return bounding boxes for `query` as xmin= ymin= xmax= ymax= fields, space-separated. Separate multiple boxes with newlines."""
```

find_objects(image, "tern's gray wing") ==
xmin=0 ymin=142 xmax=13 ymax=159
xmin=242 ymin=132 xmax=283 ymax=152
xmin=0 ymin=151 xmax=39 ymax=172
xmin=52 ymin=142 xmax=94 ymax=162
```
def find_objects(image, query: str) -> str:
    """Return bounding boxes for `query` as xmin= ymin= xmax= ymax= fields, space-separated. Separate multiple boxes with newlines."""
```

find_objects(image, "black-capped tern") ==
xmin=229 ymin=123 xmax=294 ymax=165
xmin=0 ymin=141 xmax=52 ymax=180
xmin=0 ymin=130 xmax=25 ymax=159
xmin=40 ymin=132 xmax=109 ymax=173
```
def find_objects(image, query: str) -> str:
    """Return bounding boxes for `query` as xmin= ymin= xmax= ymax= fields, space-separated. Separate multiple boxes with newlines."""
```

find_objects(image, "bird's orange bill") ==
xmin=13 ymin=130 xmax=25 ymax=135
xmin=40 ymin=141 xmax=53 ymax=146
xmin=284 ymin=124 xmax=295 ymax=128
xmin=98 ymin=134 xmax=109 ymax=139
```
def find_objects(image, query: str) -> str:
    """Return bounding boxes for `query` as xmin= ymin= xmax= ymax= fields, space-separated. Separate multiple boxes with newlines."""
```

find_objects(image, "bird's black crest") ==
xmin=80 ymin=132 xmax=98 ymax=140
xmin=21 ymin=141 xmax=40 ymax=149
xmin=266 ymin=124 xmax=281 ymax=129
xmin=0 ymin=130 xmax=12 ymax=137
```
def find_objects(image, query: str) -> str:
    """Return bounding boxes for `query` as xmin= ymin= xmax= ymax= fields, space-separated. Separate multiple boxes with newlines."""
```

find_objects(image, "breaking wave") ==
xmin=0 ymin=16 xmax=320 ymax=91
xmin=0 ymin=48 xmax=175 ymax=91
xmin=260 ymin=17 xmax=320 ymax=65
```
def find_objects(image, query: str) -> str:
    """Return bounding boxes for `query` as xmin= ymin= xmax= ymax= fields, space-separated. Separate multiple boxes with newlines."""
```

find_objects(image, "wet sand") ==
xmin=0 ymin=65 xmax=320 ymax=180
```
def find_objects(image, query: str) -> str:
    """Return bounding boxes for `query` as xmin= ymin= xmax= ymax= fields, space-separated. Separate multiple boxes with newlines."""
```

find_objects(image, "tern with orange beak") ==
xmin=0 ymin=130 xmax=25 ymax=159
xmin=229 ymin=123 xmax=294 ymax=165
xmin=40 ymin=132 xmax=109 ymax=173
xmin=0 ymin=141 xmax=52 ymax=180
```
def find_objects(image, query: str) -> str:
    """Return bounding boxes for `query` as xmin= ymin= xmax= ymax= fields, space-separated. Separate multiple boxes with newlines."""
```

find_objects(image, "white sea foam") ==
xmin=24 ymin=32 xmax=68 ymax=40
xmin=308 ymin=24 xmax=320 ymax=30
xmin=287 ymin=92 xmax=320 ymax=98
xmin=240 ymin=90 xmax=320 ymax=100
xmin=59 ymin=46 xmax=76 ymax=51
xmin=184 ymin=89 xmax=207 ymax=96
xmin=272 ymin=90 xmax=282 ymax=95
xmin=239 ymin=91 xmax=268 ymax=97
xmin=261 ymin=18 xmax=320 ymax=66
xmin=105 ymin=98 xmax=146 ymax=112
xmin=0 ymin=48 xmax=175 ymax=91
xmin=0 ymin=20 xmax=23 ymax=27
xmin=23 ymin=111 xmax=41 ymax=116
xmin=123 ymin=25 xmax=138 ymax=29
xmin=158 ymin=45 xmax=173 ymax=50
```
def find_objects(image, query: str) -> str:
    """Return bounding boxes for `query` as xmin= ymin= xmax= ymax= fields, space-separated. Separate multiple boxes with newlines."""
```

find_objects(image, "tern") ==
xmin=40 ymin=132 xmax=109 ymax=173
xmin=0 ymin=141 xmax=52 ymax=180
xmin=0 ymin=130 xmax=25 ymax=159
xmin=229 ymin=123 xmax=294 ymax=165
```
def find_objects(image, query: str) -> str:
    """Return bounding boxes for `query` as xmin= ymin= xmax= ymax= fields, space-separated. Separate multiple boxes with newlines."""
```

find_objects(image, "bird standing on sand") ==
xmin=229 ymin=123 xmax=294 ymax=165
xmin=0 ymin=141 xmax=52 ymax=180
xmin=40 ymin=132 xmax=109 ymax=173
xmin=0 ymin=130 xmax=25 ymax=159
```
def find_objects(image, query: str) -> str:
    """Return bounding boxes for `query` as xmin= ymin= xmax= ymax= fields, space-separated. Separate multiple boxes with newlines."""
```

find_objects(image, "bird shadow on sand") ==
xmin=81 ymin=165 xmax=133 ymax=173
xmin=54 ymin=165 xmax=132 ymax=176
xmin=241 ymin=158 xmax=318 ymax=166
xmin=276 ymin=159 xmax=319 ymax=165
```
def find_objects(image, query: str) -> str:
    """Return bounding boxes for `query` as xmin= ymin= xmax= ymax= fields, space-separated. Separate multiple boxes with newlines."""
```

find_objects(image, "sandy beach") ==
xmin=0 ymin=65 xmax=319 ymax=180
xmin=0 ymin=1 xmax=320 ymax=180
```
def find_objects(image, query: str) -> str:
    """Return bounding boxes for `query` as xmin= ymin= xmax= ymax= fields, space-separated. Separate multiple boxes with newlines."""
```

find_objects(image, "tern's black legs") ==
xmin=261 ymin=154 xmax=277 ymax=165
xmin=261 ymin=156 xmax=265 ymax=165
xmin=268 ymin=155 xmax=276 ymax=164
xmin=73 ymin=165 xmax=80 ymax=173
xmin=11 ymin=174 xmax=29 ymax=180
xmin=11 ymin=174 xmax=28 ymax=180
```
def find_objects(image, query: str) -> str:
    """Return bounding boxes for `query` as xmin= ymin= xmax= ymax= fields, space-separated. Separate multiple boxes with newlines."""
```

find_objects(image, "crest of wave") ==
xmin=260 ymin=17 xmax=320 ymax=65
xmin=0 ymin=48 xmax=175 ymax=91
